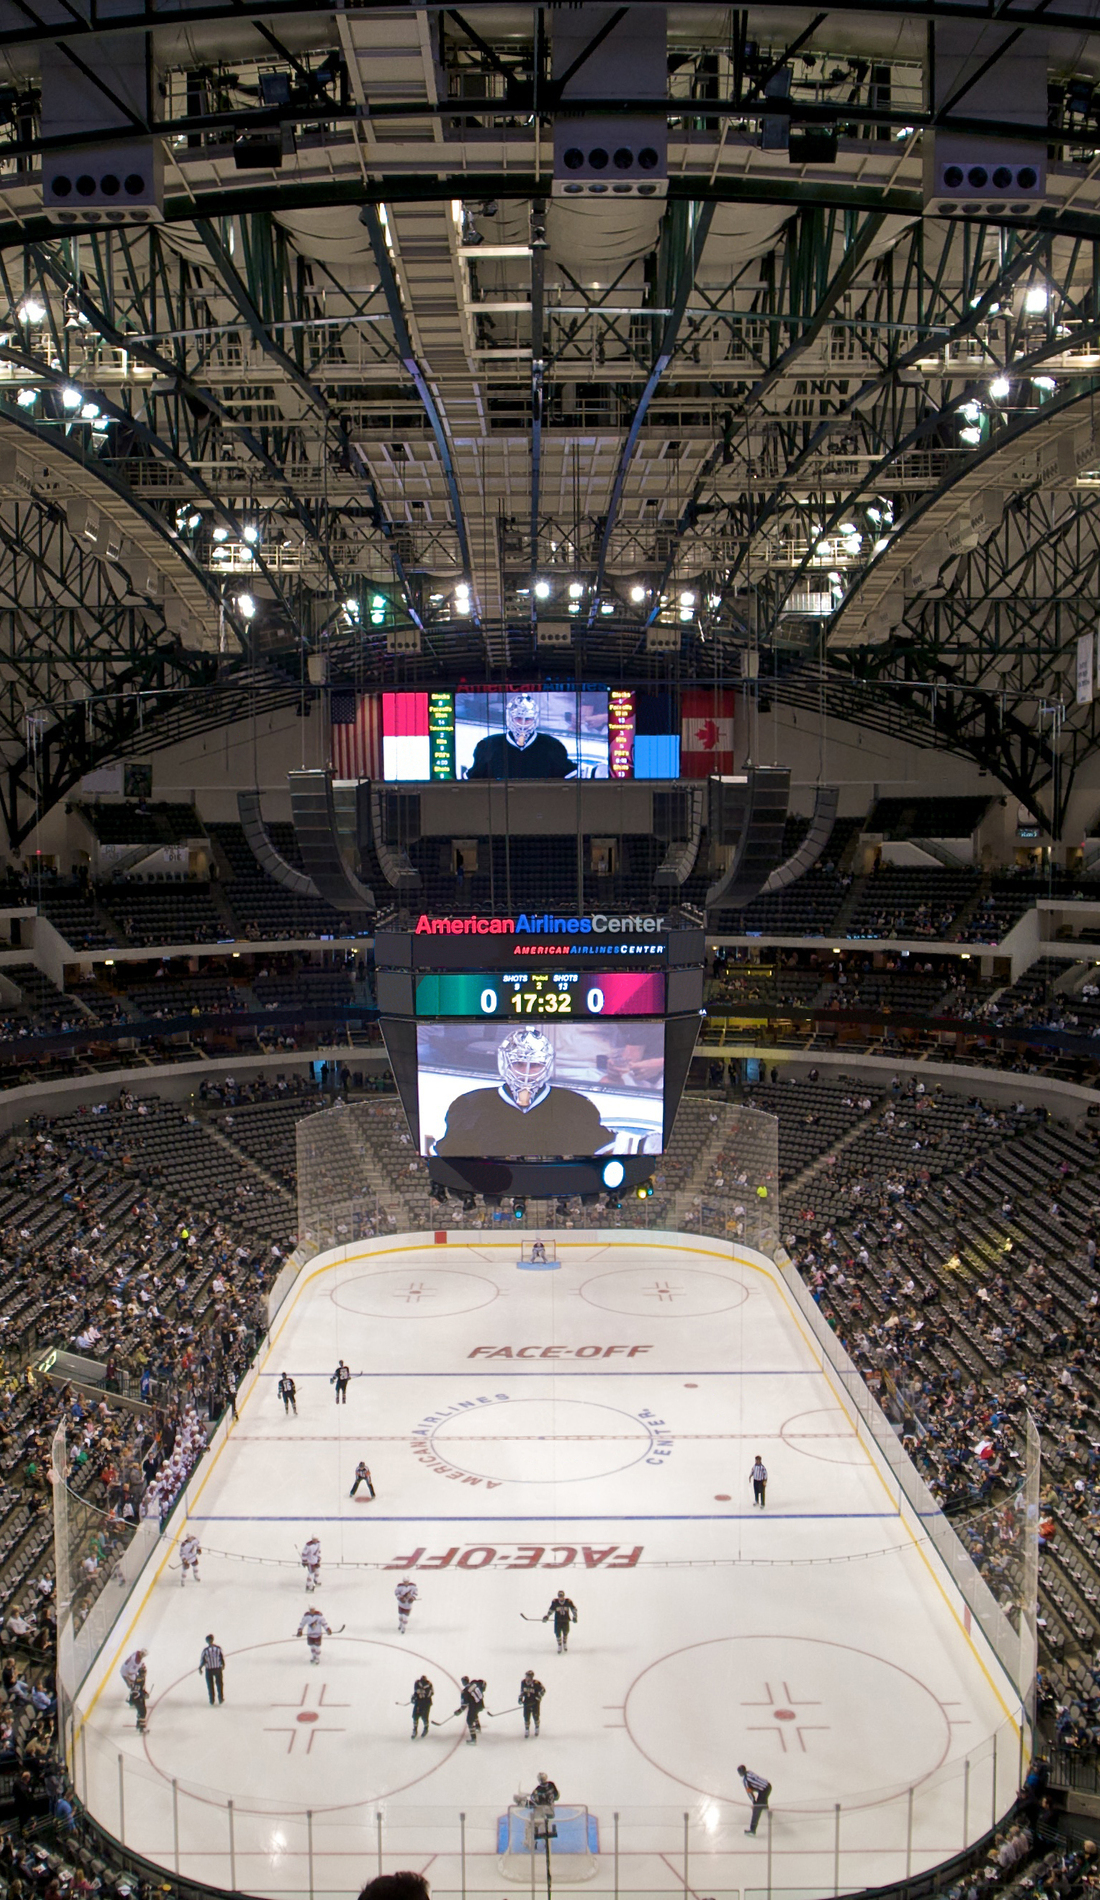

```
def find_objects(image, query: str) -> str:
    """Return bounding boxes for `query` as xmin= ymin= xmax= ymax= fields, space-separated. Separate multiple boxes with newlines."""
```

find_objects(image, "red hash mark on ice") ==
xmin=743 ymin=1682 xmax=828 ymax=1754
xmin=265 ymin=1682 xmax=349 ymax=1754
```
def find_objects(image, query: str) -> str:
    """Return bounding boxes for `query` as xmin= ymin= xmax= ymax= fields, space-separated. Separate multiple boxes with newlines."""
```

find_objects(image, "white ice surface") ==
xmin=73 ymin=1237 xmax=1022 ymax=1900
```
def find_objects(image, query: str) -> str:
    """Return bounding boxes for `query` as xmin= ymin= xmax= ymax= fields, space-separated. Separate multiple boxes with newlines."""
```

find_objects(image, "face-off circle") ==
xmin=781 ymin=1406 xmax=863 ymax=1465
xmin=624 ymin=1634 xmax=952 ymax=1810
xmin=142 ymin=1641 xmax=464 ymax=1811
xmin=330 ymin=1267 xmax=498 ymax=1319
xmin=579 ymin=1265 xmax=749 ymax=1318
xmin=427 ymin=1395 xmax=660 ymax=1483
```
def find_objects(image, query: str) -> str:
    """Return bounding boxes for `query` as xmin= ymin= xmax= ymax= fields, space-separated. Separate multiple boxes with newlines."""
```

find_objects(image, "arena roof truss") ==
xmin=0 ymin=3 xmax=1098 ymax=829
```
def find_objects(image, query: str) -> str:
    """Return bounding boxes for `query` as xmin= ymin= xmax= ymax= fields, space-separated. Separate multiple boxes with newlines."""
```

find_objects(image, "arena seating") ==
xmin=98 ymin=881 xmax=231 ymax=947
xmin=846 ymin=866 xmax=981 ymax=939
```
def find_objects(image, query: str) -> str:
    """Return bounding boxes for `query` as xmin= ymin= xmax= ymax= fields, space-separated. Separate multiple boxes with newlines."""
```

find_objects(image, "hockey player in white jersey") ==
xmin=179 ymin=1534 xmax=201 ymax=1586
xmin=120 ymin=1649 xmax=149 ymax=1730
xmin=301 ymin=1535 xmax=321 ymax=1591
xmin=297 ymin=1606 xmax=331 ymax=1664
xmin=395 ymin=1577 xmax=418 ymax=1633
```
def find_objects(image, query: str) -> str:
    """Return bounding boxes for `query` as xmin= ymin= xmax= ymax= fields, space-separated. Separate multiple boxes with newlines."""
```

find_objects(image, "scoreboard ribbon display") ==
xmin=415 ymin=969 xmax=666 ymax=1018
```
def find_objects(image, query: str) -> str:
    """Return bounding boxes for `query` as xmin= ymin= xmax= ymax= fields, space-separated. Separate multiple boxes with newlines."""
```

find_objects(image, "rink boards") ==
xmin=70 ymin=1232 xmax=1023 ymax=1900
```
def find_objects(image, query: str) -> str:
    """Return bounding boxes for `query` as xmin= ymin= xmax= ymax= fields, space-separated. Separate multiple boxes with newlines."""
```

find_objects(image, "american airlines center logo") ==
xmin=413 ymin=912 xmax=668 ymax=936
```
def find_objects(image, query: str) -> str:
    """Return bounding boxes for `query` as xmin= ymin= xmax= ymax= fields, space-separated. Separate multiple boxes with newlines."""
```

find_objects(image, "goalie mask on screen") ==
xmin=505 ymin=694 xmax=540 ymax=751
xmin=498 ymin=1027 xmax=553 ymax=1112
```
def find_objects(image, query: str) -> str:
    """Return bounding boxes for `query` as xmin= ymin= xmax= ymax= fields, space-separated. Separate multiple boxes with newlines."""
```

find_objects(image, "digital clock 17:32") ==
xmin=414 ymin=969 xmax=666 ymax=1018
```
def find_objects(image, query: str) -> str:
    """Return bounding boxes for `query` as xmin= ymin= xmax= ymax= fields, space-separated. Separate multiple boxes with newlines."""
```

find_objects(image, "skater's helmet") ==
xmin=461 ymin=1675 xmax=470 ymax=1685
xmin=498 ymin=1027 xmax=553 ymax=1111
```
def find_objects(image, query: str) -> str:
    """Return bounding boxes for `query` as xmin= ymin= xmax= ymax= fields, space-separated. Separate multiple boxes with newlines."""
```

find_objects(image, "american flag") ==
xmin=330 ymin=691 xmax=381 ymax=780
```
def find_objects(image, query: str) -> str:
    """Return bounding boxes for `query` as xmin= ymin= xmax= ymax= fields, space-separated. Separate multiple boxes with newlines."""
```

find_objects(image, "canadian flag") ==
xmin=680 ymin=688 xmax=736 ymax=779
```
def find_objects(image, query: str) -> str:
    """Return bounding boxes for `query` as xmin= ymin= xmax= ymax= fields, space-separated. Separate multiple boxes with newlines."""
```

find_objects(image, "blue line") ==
xmin=189 ymin=1512 xmax=896 ymax=1522
xmin=258 ymin=1370 xmax=818 ymax=1379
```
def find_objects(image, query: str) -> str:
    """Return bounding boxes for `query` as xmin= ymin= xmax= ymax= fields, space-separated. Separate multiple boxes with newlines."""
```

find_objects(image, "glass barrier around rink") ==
xmin=291 ymin=1094 xmax=1036 ymax=1719
xmin=294 ymin=1096 xmax=783 ymax=1264
xmin=52 ymin=1420 xmax=160 ymax=1714
xmin=70 ymin=1696 xmax=1029 ymax=1900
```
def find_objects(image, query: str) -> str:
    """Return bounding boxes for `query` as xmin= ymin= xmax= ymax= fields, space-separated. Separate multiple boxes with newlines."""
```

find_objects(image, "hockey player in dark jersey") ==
xmin=543 ymin=1590 xmax=578 ymax=1653
xmin=519 ymin=1669 xmax=545 ymax=1737
xmin=455 ymin=1675 xmax=487 ymax=1744
xmin=433 ymin=1028 xmax=614 ymax=1158
xmin=410 ymin=1675 xmax=433 ymax=1739
xmin=466 ymin=695 xmax=572 ymax=780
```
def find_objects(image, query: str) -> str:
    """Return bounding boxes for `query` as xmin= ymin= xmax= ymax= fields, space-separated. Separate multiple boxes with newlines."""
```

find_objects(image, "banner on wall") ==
xmin=680 ymin=687 xmax=736 ymax=778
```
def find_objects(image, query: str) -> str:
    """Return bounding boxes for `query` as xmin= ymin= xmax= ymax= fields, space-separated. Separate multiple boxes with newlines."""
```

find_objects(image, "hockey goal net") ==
xmin=520 ymin=1238 xmax=558 ymax=1263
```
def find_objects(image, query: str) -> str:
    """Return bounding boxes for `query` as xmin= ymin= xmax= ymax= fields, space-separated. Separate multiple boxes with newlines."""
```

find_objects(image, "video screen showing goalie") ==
xmin=456 ymin=689 xmax=608 ymax=780
xmin=417 ymin=1019 xmax=664 ymax=1158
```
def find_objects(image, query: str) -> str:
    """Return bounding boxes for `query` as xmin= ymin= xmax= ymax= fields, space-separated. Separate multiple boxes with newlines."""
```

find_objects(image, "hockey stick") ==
xmin=519 ymin=1614 xmax=546 ymax=1622
xmin=486 ymin=1706 xmax=523 ymax=1718
xmin=431 ymin=1711 xmax=461 ymax=1727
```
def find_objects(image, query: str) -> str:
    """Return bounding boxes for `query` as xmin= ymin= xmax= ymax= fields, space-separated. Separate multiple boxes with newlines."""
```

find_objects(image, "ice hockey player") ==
xmin=519 ymin=1669 xmax=545 ymax=1737
xmin=121 ymin=1648 xmax=149 ymax=1731
xmin=297 ymin=1606 xmax=331 ymax=1665
xmin=530 ymin=1239 xmax=547 ymax=1264
xmin=179 ymin=1534 xmax=201 ymax=1586
xmin=331 ymin=1359 xmax=351 ymax=1405
xmin=278 ymin=1373 xmax=297 ymax=1417
xmin=350 ymin=1460 xmax=375 ymax=1499
xmin=523 ymin=1771 xmax=559 ymax=1852
xmin=410 ymin=1675 xmax=433 ymax=1738
xmin=301 ymin=1535 xmax=322 ymax=1591
xmin=543 ymin=1589 xmax=577 ymax=1652
xmin=455 ymin=1675 xmax=486 ymax=1744
xmin=395 ymin=1576 xmax=418 ymax=1632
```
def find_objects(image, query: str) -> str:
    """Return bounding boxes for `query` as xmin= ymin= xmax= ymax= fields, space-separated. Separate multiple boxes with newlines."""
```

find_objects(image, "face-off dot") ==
xmin=714 ymin=1493 xmax=731 ymax=1500
xmin=297 ymin=1711 xmax=319 ymax=1723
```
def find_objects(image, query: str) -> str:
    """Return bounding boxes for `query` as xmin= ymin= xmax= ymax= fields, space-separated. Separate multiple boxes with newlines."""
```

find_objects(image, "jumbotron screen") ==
xmin=416 ymin=1019 xmax=665 ymax=1159
xmin=381 ymin=688 xmax=683 ymax=780
xmin=414 ymin=969 xmax=666 ymax=1018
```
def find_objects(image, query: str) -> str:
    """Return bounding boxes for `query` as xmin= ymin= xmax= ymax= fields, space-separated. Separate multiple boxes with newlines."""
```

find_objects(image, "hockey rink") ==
xmin=73 ymin=1234 xmax=1023 ymax=1900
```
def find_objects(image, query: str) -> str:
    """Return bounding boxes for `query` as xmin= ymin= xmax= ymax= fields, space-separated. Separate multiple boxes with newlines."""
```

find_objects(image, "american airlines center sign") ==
xmin=413 ymin=912 xmax=669 ymax=936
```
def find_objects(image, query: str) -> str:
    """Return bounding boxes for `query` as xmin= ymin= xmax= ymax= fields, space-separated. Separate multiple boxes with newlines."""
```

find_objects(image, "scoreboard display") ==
xmin=375 ymin=917 xmax=704 ymax=1177
xmin=414 ymin=969 xmax=666 ymax=1018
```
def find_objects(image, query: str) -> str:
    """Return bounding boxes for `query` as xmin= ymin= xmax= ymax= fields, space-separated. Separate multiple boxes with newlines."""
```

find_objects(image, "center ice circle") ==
xmin=427 ymin=1396 xmax=658 ymax=1483
xmin=624 ymin=1634 xmax=952 ymax=1810
xmin=579 ymin=1265 xmax=749 ymax=1317
xmin=331 ymin=1267 xmax=498 ymax=1318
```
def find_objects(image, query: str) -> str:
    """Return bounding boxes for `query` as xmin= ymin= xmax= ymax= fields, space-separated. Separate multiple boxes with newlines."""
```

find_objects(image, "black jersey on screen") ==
xmin=466 ymin=731 xmax=572 ymax=779
xmin=433 ymin=1085 xmax=614 ymax=1157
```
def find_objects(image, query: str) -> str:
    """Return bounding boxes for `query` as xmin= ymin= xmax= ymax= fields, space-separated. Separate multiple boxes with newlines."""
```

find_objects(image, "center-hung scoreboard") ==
xmin=375 ymin=911 xmax=705 ymax=1199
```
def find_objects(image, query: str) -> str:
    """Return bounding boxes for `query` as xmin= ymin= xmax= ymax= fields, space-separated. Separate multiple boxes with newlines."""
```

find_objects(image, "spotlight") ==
xmin=601 ymin=1159 xmax=625 ymax=1189
xmin=236 ymin=593 xmax=257 ymax=619
xmin=513 ymin=1198 xmax=526 ymax=1220
xmin=15 ymin=388 xmax=38 ymax=408
xmin=242 ymin=524 xmax=260 ymax=545
xmin=60 ymin=386 xmax=82 ymax=410
xmin=534 ymin=580 xmax=551 ymax=600
xmin=990 ymin=376 xmax=1010 ymax=400
xmin=17 ymin=299 xmax=45 ymax=324
xmin=568 ymin=581 xmax=584 ymax=599
xmin=630 ymin=584 xmax=646 ymax=603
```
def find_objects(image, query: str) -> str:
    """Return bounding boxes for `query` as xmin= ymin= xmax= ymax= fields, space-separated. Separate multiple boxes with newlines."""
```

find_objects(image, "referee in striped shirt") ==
xmin=750 ymin=1455 xmax=768 ymax=1508
xmin=738 ymin=1764 xmax=772 ymax=1834
xmin=199 ymin=1635 xmax=225 ymax=1705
